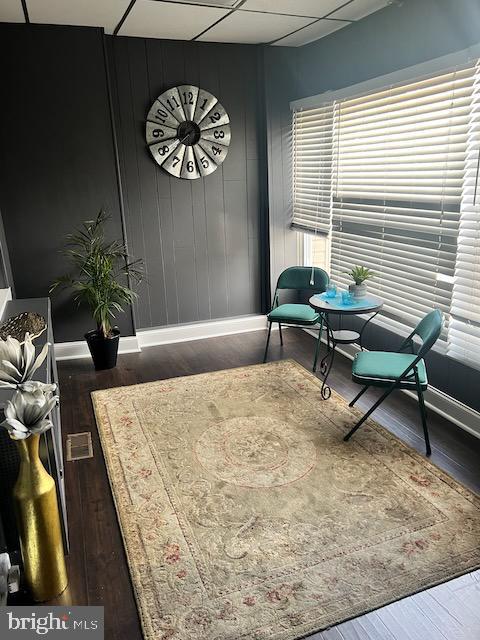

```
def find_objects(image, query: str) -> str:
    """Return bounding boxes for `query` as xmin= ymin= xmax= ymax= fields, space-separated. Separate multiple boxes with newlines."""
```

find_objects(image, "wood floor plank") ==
xmin=375 ymin=598 xmax=450 ymax=640
xmin=412 ymin=590 xmax=470 ymax=640
xmin=51 ymin=328 xmax=480 ymax=640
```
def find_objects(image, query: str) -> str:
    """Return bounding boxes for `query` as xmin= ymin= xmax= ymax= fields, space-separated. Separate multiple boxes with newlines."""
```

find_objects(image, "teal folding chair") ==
xmin=263 ymin=266 xmax=329 ymax=371
xmin=344 ymin=309 xmax=444 ymax=456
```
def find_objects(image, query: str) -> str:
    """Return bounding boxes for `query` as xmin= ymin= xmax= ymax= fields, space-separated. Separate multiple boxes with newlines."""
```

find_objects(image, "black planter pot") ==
xmin=84 ymin=328 xmax=120 ymax=370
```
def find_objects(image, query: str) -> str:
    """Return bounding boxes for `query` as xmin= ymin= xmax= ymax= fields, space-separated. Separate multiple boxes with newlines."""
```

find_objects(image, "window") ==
xmin=447 ymin=65 xmax=480 ymax=369
xmin=292 ymin=104 xmax=333 ymax=235
xmin=302 ymin=233 xmax=330 ymax=271
xmin=292 ymin=60 xmax=480 ymax=368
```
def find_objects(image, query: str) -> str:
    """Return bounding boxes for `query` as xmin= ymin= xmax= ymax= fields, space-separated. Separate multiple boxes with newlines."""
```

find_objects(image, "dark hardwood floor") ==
xmin=52 ymin=328 xmax=480 ymax=639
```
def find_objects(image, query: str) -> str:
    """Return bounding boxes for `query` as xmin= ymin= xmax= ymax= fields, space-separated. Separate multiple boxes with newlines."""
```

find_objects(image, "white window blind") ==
xmin=292 ymin=104 xmax=333 ymax=235
xmin=447 ymin=61 xmax=480 ymax=367
xmin=292 ymin=60 xmax=480 ymax=367
xmin=330 ymin=66 xmax=476 ymax=345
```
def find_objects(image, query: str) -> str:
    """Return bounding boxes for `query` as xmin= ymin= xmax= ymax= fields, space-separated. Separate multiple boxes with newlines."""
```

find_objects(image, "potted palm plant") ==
xmin=51 ymin=211 xmax=143 ymax=370
xmin=345 ymin=265 xmax=375 ymax=299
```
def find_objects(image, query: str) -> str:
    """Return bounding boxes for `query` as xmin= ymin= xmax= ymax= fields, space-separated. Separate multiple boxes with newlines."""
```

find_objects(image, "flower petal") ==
xmin=2 ymin=417 xmax=28 ymax=432
xmin=0 ymin=370 xmax=20 ymax=383
xmin=18 ymin=381 xmax=56 ymax=394
xmin=5 ymin=336 xmax=22 ymax=369
xmin=21 ymin=337 xmax=35 ymax=381
xmin=29 ymin=419 xmax=53 ymax=434
xmin=1 ymin=360 xmax=22 ymax=380
xmin=9 ymin=429 xmax=30 ymax=440
xmin=23 ymin=399 xmax=46 ymax=426
xmin=28 ymin=343 xmax=49 ymax=379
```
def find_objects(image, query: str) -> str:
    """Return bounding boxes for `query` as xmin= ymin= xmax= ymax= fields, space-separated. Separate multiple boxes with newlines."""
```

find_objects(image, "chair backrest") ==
xmin=276 ymin=266 xmax=329 ymax=293
xmin=412 ymin=309 xmax=444 ymax=357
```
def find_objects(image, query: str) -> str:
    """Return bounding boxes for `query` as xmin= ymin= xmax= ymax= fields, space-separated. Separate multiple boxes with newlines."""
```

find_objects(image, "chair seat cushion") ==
xmin=352 ymin=351 xmax=427 ymax=388
xmin=268 ymin=303 xmax=320 ymax=325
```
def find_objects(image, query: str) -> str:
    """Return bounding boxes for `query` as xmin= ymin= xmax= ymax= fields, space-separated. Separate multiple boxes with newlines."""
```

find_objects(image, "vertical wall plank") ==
xmin=146 ymin=39 xmax=180 ymax=325
xmin=0 ymin=24 xmax=134 ymax=342
xmin=109 ymin=36 xmax=264 ymax=329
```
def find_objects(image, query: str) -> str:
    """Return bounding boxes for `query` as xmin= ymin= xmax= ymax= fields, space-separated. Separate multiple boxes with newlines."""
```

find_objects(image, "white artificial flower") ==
xmin=17 ymin=381 xmax=57 ymax=394
xmin=0 ymin=333 xmax=50 ymax=389
xmin=1 ymin=386 xmax=59 ymax=440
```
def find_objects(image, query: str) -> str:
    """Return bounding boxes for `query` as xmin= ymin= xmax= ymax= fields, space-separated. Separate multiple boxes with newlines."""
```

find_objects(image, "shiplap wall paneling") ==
xmin=0 ymin=24 xmax=134 ymax=342
xmin=108 ymin=36 xmax=264 ymax=329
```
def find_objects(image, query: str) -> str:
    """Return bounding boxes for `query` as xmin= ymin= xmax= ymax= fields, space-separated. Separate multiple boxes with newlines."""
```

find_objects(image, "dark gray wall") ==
xmin=0 ymin=209 xmax=14 ymax=292
xmin=0 ymin=24 xmax=133 ymax=342
xmin=264 ymin=0 xmax=480 ymax=411
xmin=0 ymin=24 xmax=268 ymax=341
xmin=107 ymin=36 xmax=267 ymax=329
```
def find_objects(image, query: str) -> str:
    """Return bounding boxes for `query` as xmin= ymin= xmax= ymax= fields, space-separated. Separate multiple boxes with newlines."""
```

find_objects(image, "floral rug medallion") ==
xmin=91 ymin=360 xmax=480 ymax=640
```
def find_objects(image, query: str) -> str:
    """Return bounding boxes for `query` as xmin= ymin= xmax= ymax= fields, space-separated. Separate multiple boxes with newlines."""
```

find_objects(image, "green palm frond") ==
xmin=50 ymin=210 xmax=144 ymax=338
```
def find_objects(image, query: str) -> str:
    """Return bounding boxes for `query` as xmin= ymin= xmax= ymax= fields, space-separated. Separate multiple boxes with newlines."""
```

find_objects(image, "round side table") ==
xmin=309 ymin=294 xmax=383 ymax=400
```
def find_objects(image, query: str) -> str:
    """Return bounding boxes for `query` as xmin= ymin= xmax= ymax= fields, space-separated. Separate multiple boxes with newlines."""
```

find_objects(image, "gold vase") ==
xmin=13 ymin=433 xmax=68 ymax=602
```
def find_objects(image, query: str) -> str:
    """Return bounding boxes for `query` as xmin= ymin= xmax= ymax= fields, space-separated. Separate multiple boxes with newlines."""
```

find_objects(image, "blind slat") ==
xmin=447 ymin=62 xmax=480 ymax=367
xmin=293 ymin=62 xmax=480 ymax=362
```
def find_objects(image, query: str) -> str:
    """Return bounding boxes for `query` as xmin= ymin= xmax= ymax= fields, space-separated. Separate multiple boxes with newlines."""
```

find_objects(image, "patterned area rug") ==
xmin=91 ymin=360 xmax=480 ymax=640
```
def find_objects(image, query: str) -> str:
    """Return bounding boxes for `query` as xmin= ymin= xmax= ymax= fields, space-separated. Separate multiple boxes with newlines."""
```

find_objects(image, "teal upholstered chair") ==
xmin=344 ymin=309 xmax=444 ymax=456
xmin=263 ymin=266 xmax=329 ymax=371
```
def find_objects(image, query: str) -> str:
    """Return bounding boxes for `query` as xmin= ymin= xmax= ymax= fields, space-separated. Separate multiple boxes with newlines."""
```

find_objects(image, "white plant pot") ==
xmin=349 ymin=283 xmax=367 ymax=299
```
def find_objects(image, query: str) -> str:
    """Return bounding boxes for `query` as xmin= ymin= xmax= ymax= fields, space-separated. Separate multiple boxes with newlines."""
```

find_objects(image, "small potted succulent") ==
xmin=345 ymin=266 xmax=375 ymax=299
xmin=51 ymin=211 xmax=143 ymax=370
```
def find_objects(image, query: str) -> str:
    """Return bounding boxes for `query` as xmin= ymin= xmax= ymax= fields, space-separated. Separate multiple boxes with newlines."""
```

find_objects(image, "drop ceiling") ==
xmin=1 ymin=0 xmax=391 ymax=47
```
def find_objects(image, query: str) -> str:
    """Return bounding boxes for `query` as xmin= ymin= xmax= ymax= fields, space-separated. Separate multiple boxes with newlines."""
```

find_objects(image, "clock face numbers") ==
xmin=158 ymin=87 xmax=186 ymax=124
xmin=178 ymin=84 xmax=199 ymax=122
xmin=198 ymin=140 xmax=229 ymax=164
xmin=146 ymin=85 xmax=231 ymax=179
xmin=193 ymin=88 xmax=218 ymax=126
xmin=199 ymin=102 xmax=230 ymax=130
xmin=149 ymin=138 xmax=180 ymax=165
xmin=200 ymin=124 xmax=231 ymax=146
xmin=146 ymin=122 xmax=178 ymax=145
xmin=161 ymin=144 xmax=186 ymax=178
xmin=193 ymin=144 xmax=217 ymax=178
xmin=146 ymin=100 xmax=179 ymax=130
xmin=180 ymin=146 xmax=200 ymax=180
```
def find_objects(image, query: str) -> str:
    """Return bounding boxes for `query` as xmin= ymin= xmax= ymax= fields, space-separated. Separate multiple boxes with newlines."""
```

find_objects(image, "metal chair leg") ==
xmin=415 ymin=368 xmax=431 ymax=456
xmin=349 ymin=385 xmax=369 ymax=407
xmin=279 ymin=323 xmax=283 ymax=346
xmin=313 ymin=317 xmax=323 ymax=372
xmin=344 ymin=383 xmax=398 ymax=441
xmin=263 ymin=322 xmax=273 ymax=363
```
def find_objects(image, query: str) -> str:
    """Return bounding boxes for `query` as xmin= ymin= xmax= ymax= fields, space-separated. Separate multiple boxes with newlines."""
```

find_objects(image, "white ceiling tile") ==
xmin=198 ymin=11 xmax=312 ymax=44
xmin=330 ymin=0 xmax=389 ymax=21
xmin=119 ymin=1 xmax=230 ymax=39
xmin=0 ymin=0 xmax=25 ymax=23
xmin=27 ymin=0 xmax=131 ymax=33
xmin=272 ymin=18 xmax=346 ymax=46
xmin=242 ymin=0 xmax=349 ymax=18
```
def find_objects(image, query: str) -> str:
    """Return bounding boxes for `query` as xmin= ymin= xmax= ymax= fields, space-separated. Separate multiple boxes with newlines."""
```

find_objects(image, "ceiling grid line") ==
xmin=191 ymin=0 xmax=248 ymax=41
xmin=20 ymin=0 xmax=29 ymax=23
xmin=114 ymin=0 xmax=138 ymax=36
xmin=0 ymin=1 xmax=393 ymax=47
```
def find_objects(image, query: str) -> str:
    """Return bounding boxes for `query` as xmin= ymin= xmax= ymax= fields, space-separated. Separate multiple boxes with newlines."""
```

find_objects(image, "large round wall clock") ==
xmin=145 ymin=85 xmax=231 ymax=179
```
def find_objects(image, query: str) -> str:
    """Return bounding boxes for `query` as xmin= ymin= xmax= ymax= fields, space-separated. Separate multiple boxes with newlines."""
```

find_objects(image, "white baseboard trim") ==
xmin=137 ymin=314 xmax=268 ymax=348
xmin=55 ymin=315 xmax=268 ymax=360
xmin=54 ymin=335 xmax=140 ymax=361
xmin=304 ymin=328 xmax=480 ymax=440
